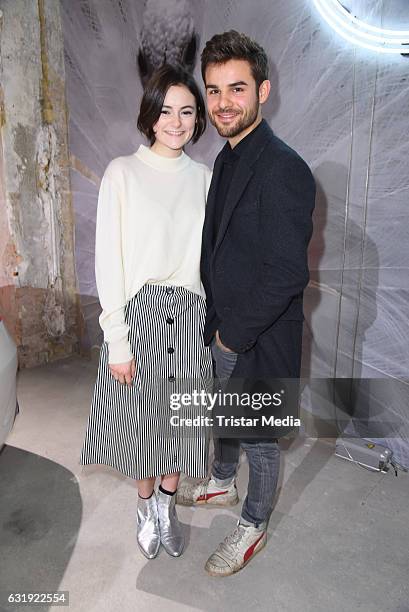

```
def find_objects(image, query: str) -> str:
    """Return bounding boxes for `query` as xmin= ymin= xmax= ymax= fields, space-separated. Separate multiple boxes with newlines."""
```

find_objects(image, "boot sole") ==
xmin=205 ymin=535 xmax=267 ymax=577
xmin=137 ymin=540 xmax=160 ymax=560
xmin=161 ymin=543 xmax=185 ymax=557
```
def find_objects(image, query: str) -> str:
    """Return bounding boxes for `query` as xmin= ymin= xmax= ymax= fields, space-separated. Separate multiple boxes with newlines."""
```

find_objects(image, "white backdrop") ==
xmin=60 ymin=0 xmax=409 ymax=466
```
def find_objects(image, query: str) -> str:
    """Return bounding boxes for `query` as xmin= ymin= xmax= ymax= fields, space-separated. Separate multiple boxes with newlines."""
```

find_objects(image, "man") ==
xmin=177 ymin=31 xmax=316 ymax=576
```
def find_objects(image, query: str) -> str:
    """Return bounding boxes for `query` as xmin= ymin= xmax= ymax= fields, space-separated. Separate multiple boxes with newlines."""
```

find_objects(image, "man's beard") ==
xmin=209 ymin=101 xmax=259 ymax=138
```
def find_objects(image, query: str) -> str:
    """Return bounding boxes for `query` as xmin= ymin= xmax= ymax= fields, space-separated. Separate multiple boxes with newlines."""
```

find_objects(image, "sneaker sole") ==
xmin=176 ymin=496 xmax=239 ymax=508
xmin=205 ymin=534 xmax=267 ymax=577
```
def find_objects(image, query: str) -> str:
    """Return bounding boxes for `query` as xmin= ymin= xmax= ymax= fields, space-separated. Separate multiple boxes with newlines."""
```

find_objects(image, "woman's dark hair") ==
xmin=201 ymin=30 xmax=269 ymax=90
xmin=137 ymin=64 xmax=206 ymax=145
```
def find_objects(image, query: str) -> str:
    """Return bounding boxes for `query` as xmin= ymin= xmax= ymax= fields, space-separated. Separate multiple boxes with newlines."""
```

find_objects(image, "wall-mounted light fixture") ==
xmin=313 ymin=0 xmax=409 ymax=54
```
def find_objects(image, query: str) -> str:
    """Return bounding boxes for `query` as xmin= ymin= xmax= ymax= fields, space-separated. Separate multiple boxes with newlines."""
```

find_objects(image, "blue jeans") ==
xmin=211 ymin=340 xmax=280 ymax=529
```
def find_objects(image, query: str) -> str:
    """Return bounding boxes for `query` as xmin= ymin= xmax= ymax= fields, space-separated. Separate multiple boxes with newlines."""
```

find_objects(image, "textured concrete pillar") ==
xmin=0 ymin=0 xmax=80 ymax=367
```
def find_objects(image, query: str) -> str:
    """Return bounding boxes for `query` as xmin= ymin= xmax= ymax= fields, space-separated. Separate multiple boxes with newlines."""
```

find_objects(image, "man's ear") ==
xmin=258 ymin=80 xmax=271 ymax=104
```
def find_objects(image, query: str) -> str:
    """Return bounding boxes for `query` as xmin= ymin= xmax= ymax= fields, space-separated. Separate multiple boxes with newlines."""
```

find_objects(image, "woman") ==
xmin=80 ymin=64 xmax=212 ymax=560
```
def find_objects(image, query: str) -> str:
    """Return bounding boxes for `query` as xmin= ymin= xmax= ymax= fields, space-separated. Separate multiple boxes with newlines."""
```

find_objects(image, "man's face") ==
xmin=205 ymin=59 xmax=262 ymax=139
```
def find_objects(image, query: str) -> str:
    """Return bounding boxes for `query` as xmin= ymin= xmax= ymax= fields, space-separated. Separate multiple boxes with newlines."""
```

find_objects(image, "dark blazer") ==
xmin=201 ymin=119 xmax=316 ymax=382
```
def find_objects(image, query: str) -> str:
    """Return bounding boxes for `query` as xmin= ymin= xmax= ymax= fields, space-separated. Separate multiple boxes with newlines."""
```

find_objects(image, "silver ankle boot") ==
xmin=136 ymin=492 xmax=160 ymax=559
xmin=157 ymin=489 xmax=185 ymax=557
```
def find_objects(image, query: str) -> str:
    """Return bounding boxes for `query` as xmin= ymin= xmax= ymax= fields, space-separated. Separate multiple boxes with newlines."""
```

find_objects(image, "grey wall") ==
xmin=0 ymin=0 xmax=80 ymax=367
xmin=60 ymin=0 xmax=409 ymax=466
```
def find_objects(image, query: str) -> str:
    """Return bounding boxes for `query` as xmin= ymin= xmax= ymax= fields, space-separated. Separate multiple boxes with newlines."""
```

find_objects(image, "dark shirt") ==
xmin=212 ymin=121 xmax=264 ymax=249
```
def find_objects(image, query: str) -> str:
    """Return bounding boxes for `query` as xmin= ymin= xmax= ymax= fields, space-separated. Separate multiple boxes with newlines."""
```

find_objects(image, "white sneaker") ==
xmin=176 ymin=476 xmax=239 ymax=507
xmin=205 ymin=521 xmax=267 ymax=577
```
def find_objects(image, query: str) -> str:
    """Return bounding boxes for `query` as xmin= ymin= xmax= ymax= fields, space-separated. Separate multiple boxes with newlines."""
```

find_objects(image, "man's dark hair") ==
xmin=137 ymin=64 xmax=206 ymax=145
xmin=201 ymin=30 xmax=269 ymax=89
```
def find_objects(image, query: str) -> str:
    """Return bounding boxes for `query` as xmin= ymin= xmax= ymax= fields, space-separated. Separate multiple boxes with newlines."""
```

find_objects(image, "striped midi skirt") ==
xmin=80 ymin=285 xmax=213 ymax=480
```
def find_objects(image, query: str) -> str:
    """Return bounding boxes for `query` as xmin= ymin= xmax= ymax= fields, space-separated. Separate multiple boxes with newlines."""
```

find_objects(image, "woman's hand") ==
xmin=109 ymin=359 xmax=136 ymax=386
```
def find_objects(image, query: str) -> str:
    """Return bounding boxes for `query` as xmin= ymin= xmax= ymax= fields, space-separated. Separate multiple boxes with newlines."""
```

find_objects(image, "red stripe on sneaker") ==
xmin=197 ymin=491 xmax=228 ymax=502
xmin=243 ymin=532 xmax=265 ymax=563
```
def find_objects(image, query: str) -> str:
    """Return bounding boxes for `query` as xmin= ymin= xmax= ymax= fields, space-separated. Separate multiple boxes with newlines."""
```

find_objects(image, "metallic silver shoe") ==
xmin=157 ymin=489 xmax=185 ymax=557
xmin=136 ymin=492 xmax=160 ymax=559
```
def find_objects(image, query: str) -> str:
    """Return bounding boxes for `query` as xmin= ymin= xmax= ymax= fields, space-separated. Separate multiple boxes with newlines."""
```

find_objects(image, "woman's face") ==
xmin=151 ymin=85 xmax=197 ymax=157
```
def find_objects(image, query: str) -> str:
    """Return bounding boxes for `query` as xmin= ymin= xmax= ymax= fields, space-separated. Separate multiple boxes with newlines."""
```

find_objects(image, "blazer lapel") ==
xmin=207 ymin=120 xmax=274 ymax=262
xmin=202 ymin=150 xmax=224 ymax=250
xmin=212 ymin=160 xmax=253 ymax=257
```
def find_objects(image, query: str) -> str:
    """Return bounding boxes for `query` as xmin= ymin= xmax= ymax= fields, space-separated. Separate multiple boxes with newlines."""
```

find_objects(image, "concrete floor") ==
xmin=4 ymin=355 xmax=409 ymax=612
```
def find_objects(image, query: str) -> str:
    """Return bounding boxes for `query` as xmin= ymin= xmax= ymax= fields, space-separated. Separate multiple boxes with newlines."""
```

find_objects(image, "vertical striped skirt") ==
xmin=80 ymin=285 xmax=213 ymax=480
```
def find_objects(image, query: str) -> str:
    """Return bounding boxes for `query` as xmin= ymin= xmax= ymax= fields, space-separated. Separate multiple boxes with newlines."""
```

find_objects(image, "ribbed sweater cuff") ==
xmin=107 ymin=338 xmax=134 ymax=364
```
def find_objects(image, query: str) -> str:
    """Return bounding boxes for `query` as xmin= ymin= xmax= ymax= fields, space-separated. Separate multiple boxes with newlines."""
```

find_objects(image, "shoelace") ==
xmin=218 ymin=525 xmax=247 ymax=559
xmin=195 ymin=476 xmax=211 ymax=500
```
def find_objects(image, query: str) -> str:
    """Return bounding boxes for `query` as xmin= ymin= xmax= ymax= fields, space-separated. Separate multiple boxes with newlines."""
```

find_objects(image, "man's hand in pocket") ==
xmin=215 ymin=330 xmax=234 ymax=353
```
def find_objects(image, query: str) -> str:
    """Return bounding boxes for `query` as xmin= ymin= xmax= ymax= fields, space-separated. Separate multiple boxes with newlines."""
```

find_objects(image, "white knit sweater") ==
xmin=95 ymin=144 xmax=211 ymax=364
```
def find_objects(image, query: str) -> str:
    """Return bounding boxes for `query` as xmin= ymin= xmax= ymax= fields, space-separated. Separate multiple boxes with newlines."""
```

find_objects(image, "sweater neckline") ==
xmin=135 ymin=144 xmax=191 ymax=172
